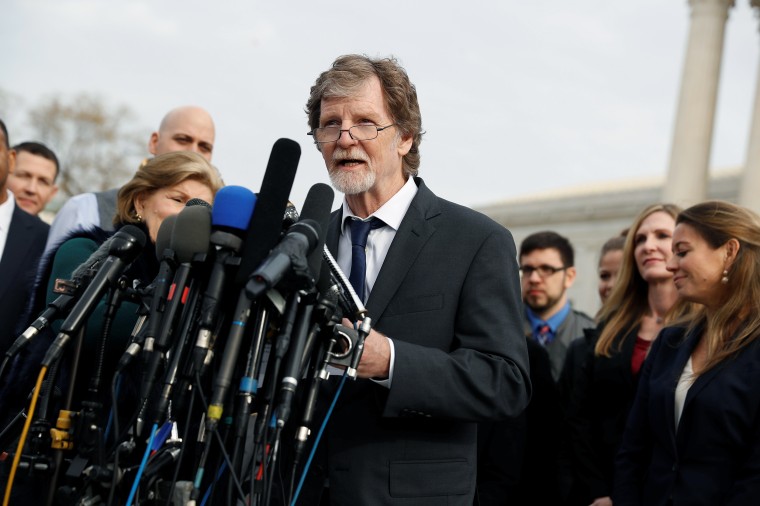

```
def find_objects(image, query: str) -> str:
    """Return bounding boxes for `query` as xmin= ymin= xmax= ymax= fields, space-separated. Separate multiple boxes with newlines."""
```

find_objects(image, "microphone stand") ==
xmin=227 ymin=298 xmax=273 ymax=505
xmin=249 ymin=293 xmax=299 ymax=505
xmin=42 ymin=324 xmax=85 ymax=506
xmin=48 ymin=278 xmax=130 ymax=506
xmin=290 ymin=284 xmax=342 ymax=486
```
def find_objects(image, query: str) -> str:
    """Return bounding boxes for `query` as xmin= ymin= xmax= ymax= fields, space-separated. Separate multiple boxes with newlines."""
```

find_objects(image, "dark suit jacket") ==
xmin=613 ymin=324 xmax=760 ymax=506
xmin=0 ymin=204 xmax=49 ymax=352
xmin=563 ymin=325 xmax=639 ymax=503
xmin=300 ymin=178 xmax=531 ymax=506
xmin=476 ymin=337 xmax=560 ymax=506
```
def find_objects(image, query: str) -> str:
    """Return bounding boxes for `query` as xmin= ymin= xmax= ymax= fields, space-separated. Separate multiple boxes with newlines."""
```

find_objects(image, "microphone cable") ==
xmin=125 ymin=422 xmax=158 ymax=506
xmin=161 ymin=377 xmax=197 ymax=506
xmin=2 ymin=365 xmax=48 ymax=506
xmin=289 ymin=371 xmax=348 ymax=506
xmin=190 ymin=371 xmax=247 ymax=506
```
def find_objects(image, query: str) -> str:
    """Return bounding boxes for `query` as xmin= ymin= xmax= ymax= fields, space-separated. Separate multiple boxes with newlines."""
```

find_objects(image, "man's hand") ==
xmin=342 ymin=318 xmax=391 ymax=379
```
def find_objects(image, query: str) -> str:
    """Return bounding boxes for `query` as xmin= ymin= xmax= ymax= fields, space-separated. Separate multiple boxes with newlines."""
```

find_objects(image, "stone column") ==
xmin=739 ymin=1 xmax=760 ymax=214
xmin=662 ymin=0 xmax=735 ymax=207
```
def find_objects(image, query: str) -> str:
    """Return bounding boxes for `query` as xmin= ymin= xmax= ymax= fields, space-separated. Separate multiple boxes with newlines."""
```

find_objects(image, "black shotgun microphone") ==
xmin=235 ymin=138 xmax=301 ymax=285
xmin=321 ymin=246 xmax=367 ymax=321
xmin=245 ymin=219 xmax=321 ymax=299
xmin=117 ymin=214 xmax=178 ymax=370
xmin=138 ymin=205 xmax=211 ymax=406
xmin=138 ymin=215 xmax=178 ymax=353
xmin=41 ymin=225 xmax=147 ymax=367
xmin=6 ymin=232 xmax=124 ymax=359
xmin=275 ymin=183 xmax=334 ymax=427
xmin=246 ymin=183 xmax=333 ymax=299
xmin=300 ymin=183 xmax=335 ymax=279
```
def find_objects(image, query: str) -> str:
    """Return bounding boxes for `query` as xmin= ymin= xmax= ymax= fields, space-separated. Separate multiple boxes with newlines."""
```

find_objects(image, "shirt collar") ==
xmin=0 ymin=190 xmax=16 ymax=233
xmin=525 ymin=301 xmax=571 ymax=334
xmin=341 ymin=176 xmax=418 ymax=233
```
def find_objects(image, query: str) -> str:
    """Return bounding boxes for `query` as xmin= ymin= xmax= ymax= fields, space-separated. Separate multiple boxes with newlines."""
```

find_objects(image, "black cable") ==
xmin=162 ymin=380 xmax=196 ymax=506
xmin=106 ymin=441 xmax=124 ymax=506
xmin=110 ymin=373 xmax=121 ymax=448
xmin=91 ymin=284 xmax=122 ymax=397
xmin=0 ymin=356 xmax=9 ymax=386
xmin=194 ymin=373 xmax=247 ymax=504
xmin=262 ymin=427 xmax=282 ymax=506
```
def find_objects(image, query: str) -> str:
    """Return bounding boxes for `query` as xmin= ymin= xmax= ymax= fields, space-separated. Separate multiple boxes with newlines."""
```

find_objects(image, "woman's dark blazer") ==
xmin=613 ymin=324 xmax=760 ymax=506
xmin=563 ymin=325 xmax=639 ymax=502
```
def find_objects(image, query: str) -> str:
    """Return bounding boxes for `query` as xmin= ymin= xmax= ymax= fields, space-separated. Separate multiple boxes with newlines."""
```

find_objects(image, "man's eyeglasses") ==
xmin=307 ymin=124 xmax=396 ymax=144
xmin=519 ymin=265 xmax=567 ymax=278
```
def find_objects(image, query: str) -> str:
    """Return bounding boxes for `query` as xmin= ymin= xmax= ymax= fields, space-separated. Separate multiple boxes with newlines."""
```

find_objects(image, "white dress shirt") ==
xmin=0 ymin=190 xmax=16 ymax=260
xmin=334 ymin=177 xmax=418 ymax=387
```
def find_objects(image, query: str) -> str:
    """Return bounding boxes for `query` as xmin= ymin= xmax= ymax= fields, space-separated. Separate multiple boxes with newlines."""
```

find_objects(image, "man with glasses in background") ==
xmin=476 ymin=231 xmax=594 ymax=505
xmin=519 ymin=231 xmax=593 ymax=381
xmin=292 ymin=54 xmax=530 ymax=505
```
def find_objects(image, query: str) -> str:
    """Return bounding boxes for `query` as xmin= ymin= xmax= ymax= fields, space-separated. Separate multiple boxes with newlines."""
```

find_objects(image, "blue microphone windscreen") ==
xmin=212 ymin=185 xmax=257 ymax=231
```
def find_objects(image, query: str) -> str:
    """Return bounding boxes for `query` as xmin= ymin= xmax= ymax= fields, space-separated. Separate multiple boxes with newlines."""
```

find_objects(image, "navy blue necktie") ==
xmin=348 ymin=217 xmax=385 ymax=301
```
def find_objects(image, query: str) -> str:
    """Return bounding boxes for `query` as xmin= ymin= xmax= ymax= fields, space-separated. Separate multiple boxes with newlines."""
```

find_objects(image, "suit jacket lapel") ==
xmin=326 ymin=210 xmax=341 ymax=258
xmin=366 ymin=180 xmax=439 ymax=322
xmin=324 ymin=179 xmax=441 ymax=323
xmin=682 ymin=330 xmax=729 ymax=413
xmin=671 ymin=327 xmax=701 ymax=445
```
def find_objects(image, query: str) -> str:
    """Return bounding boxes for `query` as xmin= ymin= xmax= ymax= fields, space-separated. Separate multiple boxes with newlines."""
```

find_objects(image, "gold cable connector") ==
xmin=50 ymin=410 xmax=75 ymax=450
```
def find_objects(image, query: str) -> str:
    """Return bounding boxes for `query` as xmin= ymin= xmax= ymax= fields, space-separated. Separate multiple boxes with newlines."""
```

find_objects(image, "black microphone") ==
xmin=275 ymin=183 xmax=334 ymax=428
xmin=5 ymin=233 xmax=122 ymax=359
xmin=292 ymin=263 xmax=342 ymax=461
xmin=41 ymin=225 xmax=147 ymax=367
xmin=138 ymin=205 xmax=211 ymax=408
xmin=244 ymin=220 xmax=321 ymax=299
xmin=245 ymin=182 xmax=334 ymax=300
xmin=321 ymin=246 xmax=367 ymax=322
xmin=235 ymin=138 xmax=301 ymax=285
xmin=191 ymin=186 xmax=257 ymax=373
xmin=132 ymin=214 xmax=178 ymax=364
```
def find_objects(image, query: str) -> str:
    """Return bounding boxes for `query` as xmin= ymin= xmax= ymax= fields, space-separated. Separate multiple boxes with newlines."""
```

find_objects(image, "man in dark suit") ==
xmin=0 ymin=119 xmax=50 ymax=352
xmin=296 ymin=55 xmax=530 ymax=505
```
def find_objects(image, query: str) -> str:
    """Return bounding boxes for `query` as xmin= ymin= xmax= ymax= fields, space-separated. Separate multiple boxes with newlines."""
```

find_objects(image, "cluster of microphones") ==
xmin=0 ymin=139 xmax=371 ymax=506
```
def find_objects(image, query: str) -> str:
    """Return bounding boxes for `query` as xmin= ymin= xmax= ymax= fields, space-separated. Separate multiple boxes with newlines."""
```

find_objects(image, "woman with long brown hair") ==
xmin=564 ymin=203 xmax=689 ymax=506
xmin=614 ymin=201 xmax=760 ymax=505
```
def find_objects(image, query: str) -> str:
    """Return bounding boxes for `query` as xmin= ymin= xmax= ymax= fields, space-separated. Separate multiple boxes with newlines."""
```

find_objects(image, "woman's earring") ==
xmin=721 ymin=269 xmax=729 ymax=284
xmin=135 ymin=212 xmax=143 ymax=223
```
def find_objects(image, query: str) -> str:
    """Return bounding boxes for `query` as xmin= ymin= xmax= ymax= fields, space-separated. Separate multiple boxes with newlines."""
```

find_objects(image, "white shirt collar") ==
xmin=0 ymin=190 xmax=16 ymax=258
xmin=340 ymin=176 xmax=418 ymax=231
xmin=0 ymin=190 xmax=16 ymax=233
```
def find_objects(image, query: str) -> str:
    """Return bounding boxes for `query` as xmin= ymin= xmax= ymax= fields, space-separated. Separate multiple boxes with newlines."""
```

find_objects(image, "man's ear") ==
xmin=148 ymin=131 xmax=159 ymax=156
xmin=564 ymin=266 xmax=577 ymax=289
xmin=7 ymin=149 xmax=16 ymax=174
xmin=396 ymin=132 xmax=413 ymax=157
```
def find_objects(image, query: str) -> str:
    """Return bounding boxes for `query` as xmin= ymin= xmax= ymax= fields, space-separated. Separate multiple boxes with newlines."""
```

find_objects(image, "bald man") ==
xmin=45 ymin=105 xmax=216 ymax=251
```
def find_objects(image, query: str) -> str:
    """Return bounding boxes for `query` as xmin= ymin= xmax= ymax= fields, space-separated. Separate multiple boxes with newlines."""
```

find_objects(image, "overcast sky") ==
xmin=3 ymin=0 xmax=759 ymax=211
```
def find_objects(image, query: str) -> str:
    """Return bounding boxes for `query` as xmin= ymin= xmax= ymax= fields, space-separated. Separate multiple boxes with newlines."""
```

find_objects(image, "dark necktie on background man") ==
xmin=348 ymin=217 xmax=385 ymax=301
xmin=535 ymin=324 xmax=552 ymax=346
